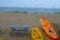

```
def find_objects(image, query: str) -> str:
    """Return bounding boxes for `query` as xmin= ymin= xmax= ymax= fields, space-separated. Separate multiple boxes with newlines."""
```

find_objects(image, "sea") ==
xmin=0 ymin=7 xmax=60 ymax=12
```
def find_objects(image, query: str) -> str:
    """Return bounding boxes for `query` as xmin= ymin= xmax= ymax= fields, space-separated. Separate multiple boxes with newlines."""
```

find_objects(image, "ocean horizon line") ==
xmin=0 ymin=7 xmax=60 ymax=12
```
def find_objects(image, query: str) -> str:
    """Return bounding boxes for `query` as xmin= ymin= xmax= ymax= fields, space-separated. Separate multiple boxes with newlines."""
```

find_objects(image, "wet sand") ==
xmin=0 ymin=12 xmax=60 ymax=40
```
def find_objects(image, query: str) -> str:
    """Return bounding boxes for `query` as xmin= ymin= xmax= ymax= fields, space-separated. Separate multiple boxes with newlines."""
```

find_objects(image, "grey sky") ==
xmin=0 ymin=0 xmax=60 ymax=8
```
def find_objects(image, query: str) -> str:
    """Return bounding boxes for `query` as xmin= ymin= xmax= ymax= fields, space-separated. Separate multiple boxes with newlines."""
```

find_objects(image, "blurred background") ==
xmin=0 ymin=0 xmax=60 ymax=40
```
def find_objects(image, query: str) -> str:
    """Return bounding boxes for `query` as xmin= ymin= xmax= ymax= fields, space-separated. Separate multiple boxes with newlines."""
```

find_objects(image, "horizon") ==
xmin=0 ymin=7 xmax=60 ymax=9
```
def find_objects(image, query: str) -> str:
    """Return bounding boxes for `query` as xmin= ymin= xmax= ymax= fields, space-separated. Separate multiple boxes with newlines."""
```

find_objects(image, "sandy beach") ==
xmin=0 ymin=12 xmax=60 ymax=40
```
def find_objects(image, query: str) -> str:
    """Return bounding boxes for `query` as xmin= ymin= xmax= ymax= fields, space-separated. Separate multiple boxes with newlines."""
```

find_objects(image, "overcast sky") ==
xmin=0 ymin=0 xmax=60 ymax=8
